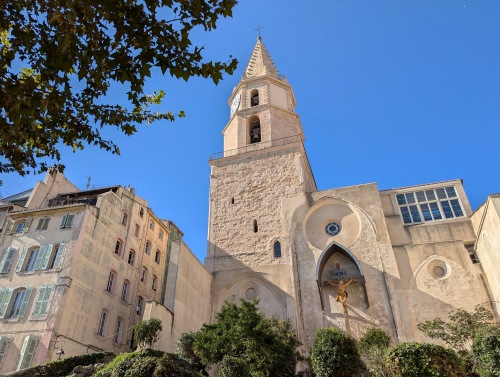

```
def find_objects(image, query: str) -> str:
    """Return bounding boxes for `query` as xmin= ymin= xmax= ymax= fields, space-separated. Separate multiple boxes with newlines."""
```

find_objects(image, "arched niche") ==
xmin=316 ymin=241 xmax=368 ymax=311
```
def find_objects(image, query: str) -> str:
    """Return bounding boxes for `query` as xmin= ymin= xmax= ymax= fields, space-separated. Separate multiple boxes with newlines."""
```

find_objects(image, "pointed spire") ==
xmin=244 ymin=37 xmax=280 ymax=80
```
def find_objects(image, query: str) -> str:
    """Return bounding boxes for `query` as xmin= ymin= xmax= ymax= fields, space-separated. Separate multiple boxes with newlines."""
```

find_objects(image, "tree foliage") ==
xmin=134 ymin=318 xmax=162 ymax=350
xmin=387 ymin=342 xmax=466 ymax=377
xmin=310 ymin=327 xmax=363 ymax=377
xmin=0 ymin=0 xmax=238 ymax=175
xmin=359 ymin=328 xmax=392 ymax=377
xmin=417 ymin=305 xmax=494 ymax=354
xmin=472 ymin=326 xmax=500 ymax=377
xmin=192 ymin=299 xmax=300 ymax=377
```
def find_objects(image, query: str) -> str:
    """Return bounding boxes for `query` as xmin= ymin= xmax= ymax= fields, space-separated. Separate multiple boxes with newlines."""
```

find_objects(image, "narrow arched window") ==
xmin=250 ymin=89 xmax=259 ymax=107
xmin=127 ymin=249 xmax=135 ymax=266
xmin=253 ymin=220 xmax=258 ymax=233
xmin=274 ymin=241 xmax=282 ymax=258
xmin=249 ymin=118 xmax=261 ymax=144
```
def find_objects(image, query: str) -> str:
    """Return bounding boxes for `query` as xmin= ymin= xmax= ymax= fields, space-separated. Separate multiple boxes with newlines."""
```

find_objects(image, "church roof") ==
xmin=244 ymin=37 xmax=280 ymax=80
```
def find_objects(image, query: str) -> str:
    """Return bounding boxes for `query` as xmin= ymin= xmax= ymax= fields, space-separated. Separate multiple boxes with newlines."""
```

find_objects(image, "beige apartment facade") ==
xmin=206 ymin=37 xmax=498 ymax=354
xmin=0 ymin=173 xmax=212 ymax=373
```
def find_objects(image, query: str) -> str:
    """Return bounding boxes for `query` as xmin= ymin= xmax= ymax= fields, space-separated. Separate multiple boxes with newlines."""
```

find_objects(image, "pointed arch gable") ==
xmin=315 ymin=240 xmax=364 ymax=283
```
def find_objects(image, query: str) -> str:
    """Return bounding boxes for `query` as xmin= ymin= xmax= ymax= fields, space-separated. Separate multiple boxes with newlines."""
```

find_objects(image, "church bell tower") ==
xmin=206 ymin=37 xmax=316 ymax=325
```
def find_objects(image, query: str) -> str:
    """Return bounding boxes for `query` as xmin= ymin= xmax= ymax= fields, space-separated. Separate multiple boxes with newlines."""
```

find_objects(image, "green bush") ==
xmin=218 ymin=354 xmax=251 ymax=377
xmin=134 ymin=318 xmax=162 ymax=350
xmin=310 ymin=327 xmax=363 ymax=377
xmin=387 ymin=342 xmax=466 ymax=377
xmin=27 ymin=352 xmax=113 ymax=377
xmin=359 ymin=328 xmax=391 ymax=356
xmin=472 ymin=326 xmax=500 ymax=376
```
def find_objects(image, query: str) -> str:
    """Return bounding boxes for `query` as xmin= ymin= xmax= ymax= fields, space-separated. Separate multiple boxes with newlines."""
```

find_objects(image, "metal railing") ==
xmin=209 ymin=134 xmax=303 ymax=160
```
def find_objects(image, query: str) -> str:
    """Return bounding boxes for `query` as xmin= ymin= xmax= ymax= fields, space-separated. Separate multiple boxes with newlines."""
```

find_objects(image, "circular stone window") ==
xmin=433 ymin=265 xmax=446 ymax=277
xmin=245 ymin=287 xmax=257 ymax=300
xmin=325 ymin=222 xmax=342 ymax=236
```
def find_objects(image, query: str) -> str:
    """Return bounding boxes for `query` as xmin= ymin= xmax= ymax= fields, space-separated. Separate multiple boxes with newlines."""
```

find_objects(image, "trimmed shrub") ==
xmin=310 ymin=327 xmax=362 ymax=377
xmin=27 ymin=352 xmax=113 ymax=377
xmin=359 ymin=328 xmax=391 ymax=356
xmin=472 ymin=326 xmax=500 ymax=376
xmin=387 ymin=342 xmax=466 ymax=377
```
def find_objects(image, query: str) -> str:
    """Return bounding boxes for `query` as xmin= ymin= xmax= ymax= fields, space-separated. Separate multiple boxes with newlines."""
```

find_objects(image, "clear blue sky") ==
xmin=2 ymin=0 xmax=499 ymax=262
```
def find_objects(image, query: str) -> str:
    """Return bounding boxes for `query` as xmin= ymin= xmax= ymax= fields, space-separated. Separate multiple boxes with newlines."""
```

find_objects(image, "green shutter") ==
xmin=52 ymin=244 xmax=65 ymax=269
xmin=17 ymin=288 xmax=33 ymax=318
xmin=22 ymin=218 xmax=32 ymax=233
xmin=0 ymin=336 xmax=10 ymax=367
xmin=17 ymin=335 xmax=38 ymax=370
xmin=0 ymin=248 xmax=16 ymax=274
xmin=15 ymin=247 xmax=28 ymax=272
xmin=4 ymin=220 xmax=14 ymax=234
xmin=0 ymin=289 xmax=13 ymax=318
xmin=40 ymin=245 xmax=54 ymax=270
xmin=32 ymin=285 xmax=52 ymax=317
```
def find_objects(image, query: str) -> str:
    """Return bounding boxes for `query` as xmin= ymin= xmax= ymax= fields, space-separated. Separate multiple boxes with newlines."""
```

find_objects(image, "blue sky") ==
xmin=2 ymin=0 xmax=499 ymax=262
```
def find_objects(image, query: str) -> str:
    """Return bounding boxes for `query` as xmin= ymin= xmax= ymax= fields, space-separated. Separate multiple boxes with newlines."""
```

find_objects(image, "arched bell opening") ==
xmin=316 ymin=241 xmax=369 ymax=312
xmin=248 ymin=116 xmax=261 ymax=144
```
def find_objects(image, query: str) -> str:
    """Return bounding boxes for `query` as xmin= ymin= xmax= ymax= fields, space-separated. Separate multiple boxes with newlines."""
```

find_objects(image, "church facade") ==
xmin=205 ymin=37 xmax=499 ymax=352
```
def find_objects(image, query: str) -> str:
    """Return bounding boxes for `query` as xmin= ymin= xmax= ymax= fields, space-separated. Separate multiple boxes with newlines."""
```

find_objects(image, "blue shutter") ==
xmin=15 ymin=247 xmax=28 ymax=272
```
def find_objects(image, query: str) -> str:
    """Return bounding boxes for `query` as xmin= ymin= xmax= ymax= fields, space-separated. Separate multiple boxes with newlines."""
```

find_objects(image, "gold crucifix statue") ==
xmin=324 ymin=278 xmax=358 ymax=333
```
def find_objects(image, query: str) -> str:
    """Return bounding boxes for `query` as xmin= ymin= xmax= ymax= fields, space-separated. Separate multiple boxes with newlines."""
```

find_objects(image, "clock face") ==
xmin=230 ymin=93 xmax=241 ymax=116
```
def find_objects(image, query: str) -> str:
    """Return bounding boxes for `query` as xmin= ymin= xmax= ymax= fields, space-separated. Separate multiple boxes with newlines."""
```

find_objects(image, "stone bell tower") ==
xmin=206 ymin=37 xmax=316 ymax=326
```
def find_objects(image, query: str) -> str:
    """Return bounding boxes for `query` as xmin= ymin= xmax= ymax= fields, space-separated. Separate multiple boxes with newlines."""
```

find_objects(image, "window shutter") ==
xmin=35 ymin=219 xmax=43 ymax=231
xmin=51 ymin=244 xmax=65 ymax=269
xmin=0 ymin=248 xmax=16 ymax=274
xmin=17 ymin=335 xmax=39 ymax=370
xmin=40 ymin=245 xmax=53 ymax=270
xmin=15 ymin=247 xmax=28 ymax=272
xmin=22 ymin=218 xmax=32 ymax=233
xmin=39 ymin=285 xmax=53 ymax=316
xmin=0 ymin=336 xmax=10 ymax=367
xmin=0 ymin=289 xmax=13 ymax=318
xmin=17 ymin=288 xmax=33 ymax=318
xmin=4 ymin=220 xmax=14 ymax=234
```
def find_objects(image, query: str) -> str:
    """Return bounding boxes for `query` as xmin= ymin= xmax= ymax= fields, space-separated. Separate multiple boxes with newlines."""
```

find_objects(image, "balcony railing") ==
xmin=209 ymin=134 xmax=303 ymax=160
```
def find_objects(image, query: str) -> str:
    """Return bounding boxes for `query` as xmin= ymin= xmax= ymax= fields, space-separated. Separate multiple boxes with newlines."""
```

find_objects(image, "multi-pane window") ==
xmin=15 ymin=244 xmax=63 ymax=273
xmin=396 ymin=186 xmax=465 ymax=225
xmin=127 ymin=250 xmax=135 ymax=266
xmin=97 ymin=311 xmax=107 ymax=336
xmin=8 ymin=288 xmax=33 ymax=319
xmin=114 ymin=240 xmax=122 ymax=257
xmin=113 ymin=318 xmax=123 ymax=343
xmin=121 ymin=280 xmax=129 ymax=302
xmin=60 ymin=213 xmax=75 ymax=229
xmin=7 ymin=219 xmax=32 ymax=234
xmin=106 ymin=272 xmax=115 ymax=293
xmin=25 ymin=249 xmax=40 ymax=272
xmin=35 ymin=217 xmax=50 ymax=231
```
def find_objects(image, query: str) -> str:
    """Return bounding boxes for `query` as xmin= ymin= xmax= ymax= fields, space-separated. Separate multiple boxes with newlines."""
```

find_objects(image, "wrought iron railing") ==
xmin=209 ymin=134 xmax=303 ymax=160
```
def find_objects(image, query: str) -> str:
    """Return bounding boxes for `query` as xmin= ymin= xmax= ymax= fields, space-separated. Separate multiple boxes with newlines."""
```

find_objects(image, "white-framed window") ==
xmin=35 ymin=217 xmax=50 ymax=232
xmin=97 ymin=310 xmax=108 ymax=336
xmin=31 ymin=285 xmax=53 ymax=317
xmin=113 ymin=317 xmax=123 ymax=344
xmin=396 ymin=186 xmax=465 ymax=225
xmin=17 ymin=335 xmax=39 ymax=370
xmin=60 ymin=213 xmax=75 ymax=229
xmin=136 ymin=296 xmax=143 ymax=315
xmin=0 ymin=336 xmax=10 ymax=368
xmin=106 ymin=271 xmax=116 ymax=293
xmin=152 ymin=275 xmax=157 ymax=291
xmin=0 ymin=247 xmax=17 ymax=274
xmin=5 ymin=218 xmax=32 ymax=235
xmin=145 ymin=240 xmax=151 ymax=255
xmin=121 ymin=280 xmax=129 ymax=303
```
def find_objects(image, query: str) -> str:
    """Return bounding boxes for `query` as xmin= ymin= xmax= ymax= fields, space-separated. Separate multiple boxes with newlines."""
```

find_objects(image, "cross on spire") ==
xmin=254 ymin=26 xmax=264 ymax=39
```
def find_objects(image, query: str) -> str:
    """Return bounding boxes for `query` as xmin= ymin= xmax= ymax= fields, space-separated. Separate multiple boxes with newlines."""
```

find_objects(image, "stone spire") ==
xmin=244 ymin=37 xmax=280 ymax=79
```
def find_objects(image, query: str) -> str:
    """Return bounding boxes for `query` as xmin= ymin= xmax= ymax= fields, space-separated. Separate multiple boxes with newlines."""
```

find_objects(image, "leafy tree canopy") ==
xmin=472 ymin=325 xmax=500 ymax=377
xmin=0 ymin=0 xmax=238 ymax=175
xmin=134 ymin=318 xmax=162 ymax=350
xmin=192 ymin=299 xmax=300 ymax=377
xmin=417 ymin=305 xmax=494 ymax=354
